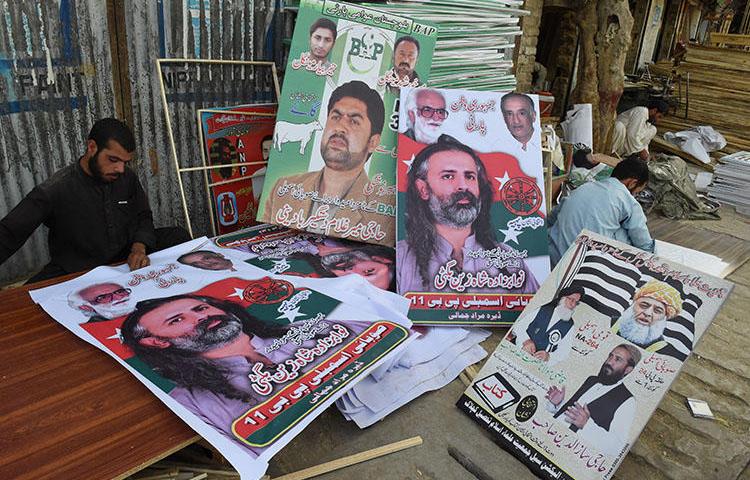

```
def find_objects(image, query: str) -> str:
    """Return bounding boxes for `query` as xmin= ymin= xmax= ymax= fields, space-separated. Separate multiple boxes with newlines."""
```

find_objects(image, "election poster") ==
xmin=33 ymin=244 xmax=411 ymax=480
xmin=396 ymin=87 xmax=550 ymax=325
xmin=199 ymin=105 xmax=277 ymax=235
xmin=457 ymin=231 xmax=733 ymax=480
xmin=257 ymin=0 xmax=437 ymax=246
xmin=212 ymin=224 xmax=396 ymax=291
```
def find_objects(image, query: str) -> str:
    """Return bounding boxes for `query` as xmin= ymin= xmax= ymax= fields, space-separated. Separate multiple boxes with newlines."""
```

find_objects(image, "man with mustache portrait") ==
xmin=386 ymin=36 xmax=421 ymax=94
xmin=263 ymin=80 xmax=395 ymax=244
xmin=68 ymin=282 xmax=136 ymax=323
xmin=396 ymin=135 xmax=538 ymax=294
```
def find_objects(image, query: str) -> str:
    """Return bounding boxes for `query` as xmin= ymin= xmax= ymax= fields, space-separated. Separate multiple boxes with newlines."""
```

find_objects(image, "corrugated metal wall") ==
xmin=0 ymin=0 xmax=115 ymax=284
xmin=0 ymin=0 xmax=275 ymax=284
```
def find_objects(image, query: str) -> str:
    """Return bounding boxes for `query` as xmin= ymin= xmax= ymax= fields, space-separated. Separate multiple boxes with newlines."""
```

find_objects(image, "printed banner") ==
xmin=200 ymin=104 xmax=277 ymax=234
xmin=257 ymin=0 xmax=437 ymax=246
xmin=458 ymin=231 xmax=733 ymax=480
xmin=395 ymin=87 xmax=550 ymax=325
xmin=34 ymin=245 xmax=411 ymax=480
xmin=213 ymin=224 xmax=396 ymax=292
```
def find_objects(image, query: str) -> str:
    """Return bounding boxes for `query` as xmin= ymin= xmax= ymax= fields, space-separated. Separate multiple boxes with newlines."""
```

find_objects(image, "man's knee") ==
xmin=154 ymin=227 xmax=191 ymax=251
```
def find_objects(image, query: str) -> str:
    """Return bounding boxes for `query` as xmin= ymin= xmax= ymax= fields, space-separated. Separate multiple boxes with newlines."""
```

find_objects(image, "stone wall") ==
xmin=515 ymin=0 xmax=544 ymax=92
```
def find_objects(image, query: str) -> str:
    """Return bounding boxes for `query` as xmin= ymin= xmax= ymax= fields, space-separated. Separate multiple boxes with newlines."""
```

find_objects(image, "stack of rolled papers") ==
xmin=337 ymin=327 xmax=490 ymax=427
xmin=363 ymin=0 xmax=526 ymax=90
xmin=707 ymin=151 xmax=750 ymax=215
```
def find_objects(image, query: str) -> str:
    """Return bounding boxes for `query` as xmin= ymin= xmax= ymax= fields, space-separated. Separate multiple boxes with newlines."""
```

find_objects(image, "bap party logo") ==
xmin=343 ymin=25 xmax=390 ymax=74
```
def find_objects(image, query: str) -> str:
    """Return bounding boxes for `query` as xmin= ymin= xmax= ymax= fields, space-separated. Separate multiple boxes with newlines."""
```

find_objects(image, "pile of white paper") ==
xmin=337 ymin=327 xmax=490 ymax=427
xmin=707 ymin=151 xmax=750 ymax=214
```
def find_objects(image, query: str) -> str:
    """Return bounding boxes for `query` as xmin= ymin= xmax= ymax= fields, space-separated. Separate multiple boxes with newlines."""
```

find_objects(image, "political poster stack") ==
xmin=364 ymin=0 xmax=527 ymax=90
xmin=32 ymin=240 xmax=413 ymax=480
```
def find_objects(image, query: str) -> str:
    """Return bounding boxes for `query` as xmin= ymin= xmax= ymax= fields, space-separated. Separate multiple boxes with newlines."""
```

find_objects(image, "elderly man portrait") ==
xmin=511 ymin=285 xmax=585 ymax=365
xmin=68 ymin=282 xmax=135 ymax=323
xmin=307 ymin=18 xmax=337 ymax=66
xmin=546 ymin=344 xmax=641 ymax=456
xmin=612 ymin=279 xmax=683 ymax=359
xmin=0 ymin=118 xmax=188 ymax=282
xmin=397 ymin=135 xmax=539 ymax=294
xmin=495 ymin=92 xmax=539 ymax=164
xmin=263 ymin=80 xmax=394 ymax=243
xmin=403 ymin=88 xmax=448 ymax=144
xmin=121 ymin=293 xmax=367 ymax=453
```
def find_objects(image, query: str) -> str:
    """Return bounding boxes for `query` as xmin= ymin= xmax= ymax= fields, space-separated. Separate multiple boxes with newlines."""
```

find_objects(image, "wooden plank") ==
xmin=0 ymin=280 xmax=198 ymax=480
xmin=708 ymin=32 xmax=750 ymax=48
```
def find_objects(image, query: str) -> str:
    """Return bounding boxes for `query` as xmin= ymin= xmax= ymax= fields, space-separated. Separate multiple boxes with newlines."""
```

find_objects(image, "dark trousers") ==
xmin=27 ymin=226 xmax=192 ymax=284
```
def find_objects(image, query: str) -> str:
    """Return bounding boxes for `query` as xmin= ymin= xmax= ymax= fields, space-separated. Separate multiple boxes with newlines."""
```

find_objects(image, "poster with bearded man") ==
xmin=458 ymin=231 xmax=733 ymax=480
xmin=34 ymin=246 xmax=412 ymax=480
xmin=396 ymin=87 xmax=550 ymax=325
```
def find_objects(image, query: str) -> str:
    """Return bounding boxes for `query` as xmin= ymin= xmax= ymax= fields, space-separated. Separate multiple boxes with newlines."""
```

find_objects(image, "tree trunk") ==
xmin=571 ymin=0 xmax=633 ymax=153
xmin=596 ymin=1 xmax=634 ymax=153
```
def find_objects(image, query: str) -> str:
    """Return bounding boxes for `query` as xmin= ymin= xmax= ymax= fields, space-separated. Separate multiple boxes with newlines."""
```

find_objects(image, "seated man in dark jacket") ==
xmin=0 ymin=118 xmax=188 ymax=282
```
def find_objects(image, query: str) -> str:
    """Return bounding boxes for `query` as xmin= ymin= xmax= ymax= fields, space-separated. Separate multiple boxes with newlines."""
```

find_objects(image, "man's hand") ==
xmin=128 ymin=242 xmax=150 ymax=271
xmin=546 ymin=385 xmax=565 ymax=407
xmin=533 ymin=350 xmax=550 ymax=362
xmin=564 ymin=402 xmax=591 ymax=429
xmin=522 ymin=339 xmax=537 ymax=355
xmin=639 ymin=149 xmax=650 ymax=161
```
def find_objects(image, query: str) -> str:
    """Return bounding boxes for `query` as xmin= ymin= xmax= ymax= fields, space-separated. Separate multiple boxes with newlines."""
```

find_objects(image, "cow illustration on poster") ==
xmin=257 ymin=0 xmax=437 ymax=246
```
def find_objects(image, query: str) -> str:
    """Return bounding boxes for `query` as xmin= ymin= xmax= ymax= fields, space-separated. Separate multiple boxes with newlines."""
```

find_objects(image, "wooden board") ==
xmin=0 ymin=276 xmax=198 ymax=480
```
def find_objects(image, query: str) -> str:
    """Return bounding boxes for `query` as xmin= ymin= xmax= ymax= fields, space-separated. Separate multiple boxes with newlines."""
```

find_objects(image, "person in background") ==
xmin=611 ymin=100 xmax=669 ymax=160
xmin=548 ymin=155 xmax=654 ymax=265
